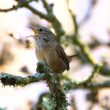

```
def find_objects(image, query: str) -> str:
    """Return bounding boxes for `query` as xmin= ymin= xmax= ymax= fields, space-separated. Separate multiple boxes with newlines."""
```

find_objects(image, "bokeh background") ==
xmin=0 ymin=0 xmax=110 ymax=110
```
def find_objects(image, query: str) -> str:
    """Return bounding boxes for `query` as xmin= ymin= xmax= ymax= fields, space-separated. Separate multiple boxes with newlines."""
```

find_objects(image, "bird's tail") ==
xmin=67 ymin=54 xmax=79 ymax=62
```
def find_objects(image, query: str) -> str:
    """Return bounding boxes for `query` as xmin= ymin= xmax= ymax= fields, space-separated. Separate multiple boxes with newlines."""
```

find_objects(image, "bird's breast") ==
xmin=35 ymin=45 xmax=46 ymax=64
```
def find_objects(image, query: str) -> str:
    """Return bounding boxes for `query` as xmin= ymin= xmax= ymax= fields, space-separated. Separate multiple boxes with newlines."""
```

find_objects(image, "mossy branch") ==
xmin=0 ymin=72 xmax=45 ymax=86
xmin=63 ymin=79 xmax=110 ymax=90
xmin=0 ymin=62 xmax=68 ymax=110
xmin=0 ymin=62 xmax=110 ymax=109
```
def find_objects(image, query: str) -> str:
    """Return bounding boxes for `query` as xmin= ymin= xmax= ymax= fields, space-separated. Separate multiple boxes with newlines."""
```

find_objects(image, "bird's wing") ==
xmin=56 ymin=45 xmax=69 ymax=70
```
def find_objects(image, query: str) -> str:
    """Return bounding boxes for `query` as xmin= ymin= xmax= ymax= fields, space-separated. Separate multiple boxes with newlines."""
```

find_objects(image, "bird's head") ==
xmin=27 ymin=26 xmax=56 ymax=43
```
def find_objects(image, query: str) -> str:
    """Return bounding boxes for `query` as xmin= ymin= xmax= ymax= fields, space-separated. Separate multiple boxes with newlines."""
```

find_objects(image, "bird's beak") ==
xmin=25 ymin=35 xmax=33 ymax=38
xmin=27 ymin=26 xmax=39 ymax=36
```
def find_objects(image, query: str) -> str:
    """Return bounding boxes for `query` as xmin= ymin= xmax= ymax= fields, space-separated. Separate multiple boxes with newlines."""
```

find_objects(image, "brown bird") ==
xmin=28 ymin=26 xmax=78 ymax=74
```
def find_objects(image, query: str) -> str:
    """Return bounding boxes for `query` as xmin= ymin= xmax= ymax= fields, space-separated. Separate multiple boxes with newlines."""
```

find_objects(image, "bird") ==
xmin=27 ymin=26 xmax=78 ymax=74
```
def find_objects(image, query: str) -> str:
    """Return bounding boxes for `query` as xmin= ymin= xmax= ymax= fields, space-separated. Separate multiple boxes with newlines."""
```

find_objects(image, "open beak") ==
xmin=25 ymin=35 xmax=33 ymax=38
xmin=27 ymin=26 xmax=39 ymax=36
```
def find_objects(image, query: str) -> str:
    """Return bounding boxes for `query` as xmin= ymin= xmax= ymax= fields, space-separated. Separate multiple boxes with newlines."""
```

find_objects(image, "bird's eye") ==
xmin=39 ymin=28 xmax=43 ymax=32
xmin=43 ymin=37 xmax=49 ymax=42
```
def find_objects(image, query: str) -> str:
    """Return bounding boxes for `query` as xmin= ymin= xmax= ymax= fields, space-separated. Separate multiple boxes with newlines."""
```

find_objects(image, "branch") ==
xmin=83 ymin=63 xmax=102 ymax=84
xmin=63 ymin=78 xmax=110 ymax=91
xmin=41 ymin=0 xmax=65 ymax=41
xmin=0 ymin=0 xmax=35 ymax=12
xmin=67 ymin=6 xmax=110 ymax=76
xmin=0 ymin=0 xmax=65 ymax=42
xmin=0 ymin=62 xmax=110 ymax=110
xmin=64 ymin=80 xmax=110 ymax=90
xmin=26 ymin=0 xmax=65 ymax=39
xmin=62 ymin=64 xmax=108 ymax=91
xmin=66 ymin=0 xmax=97 ymax=64
xmin=0 ymin=72 xmax=45 ymax=86
xmin=36 ymin=62 xmax=68 ymax=110
xmin=68 ymin=9 xmax=78 ymax=34
xmin=0 ymin=62 xmax=68 ymax=110
xmin=42 ymin=0 xmax=51 ymax=12
xmin=25 ymin=4 xmax=50 ymax=20
xmin=0 ymin=5 xmax=18 ymax=12
xmin=69 ymin=10 xmax=97 ymax=64
xmin=0 ymin=0 xmax=49 ymax=19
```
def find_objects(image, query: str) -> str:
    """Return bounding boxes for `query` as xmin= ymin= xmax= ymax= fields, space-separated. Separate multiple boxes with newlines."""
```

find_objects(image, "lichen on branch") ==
xmin=0 ymin=62 xmax=68 ymax=110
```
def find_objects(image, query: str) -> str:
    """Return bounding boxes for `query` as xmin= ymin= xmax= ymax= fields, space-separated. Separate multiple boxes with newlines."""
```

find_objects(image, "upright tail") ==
xmin=67 ymin=54 xmax=79 ymax=62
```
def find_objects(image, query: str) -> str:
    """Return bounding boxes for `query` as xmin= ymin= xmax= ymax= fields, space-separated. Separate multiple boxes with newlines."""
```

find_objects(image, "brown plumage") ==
xmin=28 ymin=26 xmax=77 ymax=73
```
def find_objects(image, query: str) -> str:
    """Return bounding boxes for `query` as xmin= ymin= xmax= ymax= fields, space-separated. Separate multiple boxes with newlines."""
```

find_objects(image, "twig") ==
xmin=67 ymin=5 xmax=110 ymax=76
xmin=66 ymin=0 xmax=97 ymax=64
xmin=84 ymin=63 xmax=102 ymax=83
xmin=0 ymin=1 xmax=49 ymax=20
xmin=0 ymin=5 xmax=18 ymax=12
xmin=42 ymin=0 xmax=51 ymax=12
xmin=62 ymin=79 xmax=110 ymax=90
xmin=0 ymin=0 xmax=36 ymax=12
xmin=41 ymin=0 xmax=65 ymax=41
xmin=68 ymin=8 xmax=97 ymax=64
xmin=25 ymin=4 xmax=50 ymax=20
xmin=0 ymin=0 xmax=65 ymax=42
xmin=68 ymin=9 xmax=78 ymax=34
